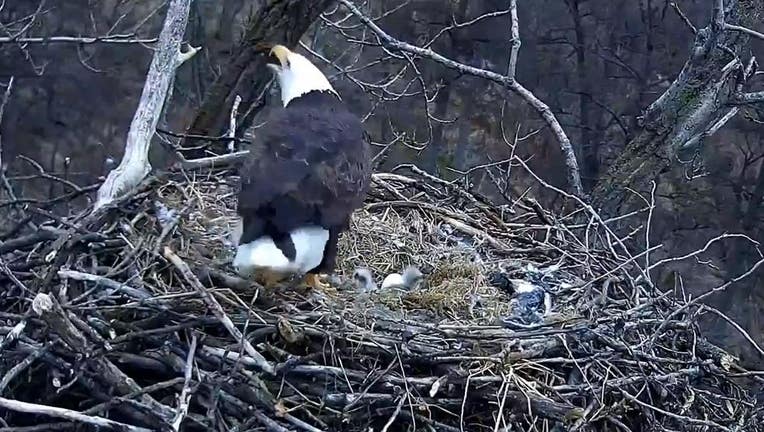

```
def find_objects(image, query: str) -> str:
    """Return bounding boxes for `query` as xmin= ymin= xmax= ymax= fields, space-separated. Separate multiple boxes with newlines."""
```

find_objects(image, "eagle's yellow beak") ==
xmin=269 ymin=45 xmax=291 ymax=68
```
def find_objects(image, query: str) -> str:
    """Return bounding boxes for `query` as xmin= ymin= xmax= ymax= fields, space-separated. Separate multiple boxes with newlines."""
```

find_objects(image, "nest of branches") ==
xmin=0 ymin=161 xmax=761 ymax=432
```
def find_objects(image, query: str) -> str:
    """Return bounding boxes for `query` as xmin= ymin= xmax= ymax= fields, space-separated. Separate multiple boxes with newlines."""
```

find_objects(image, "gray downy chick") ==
xmin=352 ymin=267 xmax=378 ymax=292
xmin=381 ymin=266 xmax=424 ymax=291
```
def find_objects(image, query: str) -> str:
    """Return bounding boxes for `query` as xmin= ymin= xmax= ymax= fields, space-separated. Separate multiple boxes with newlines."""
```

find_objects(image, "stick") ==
xmin=162 ymin=247 xmax=275 ymax=375
xmin=171 ymin=333 xmax=197 ymax=431
xmin=57 ymin=270 xmax=153 ymax=301
xmin=0 ymin=346 xmax=47 ymax=395
xmin=227 ymin=95 xmax=242 ymax=152
xmin=0 ymin=397 xmax=152 ymax=432
xmin=0 ymin=319 xmax=26 ymax=352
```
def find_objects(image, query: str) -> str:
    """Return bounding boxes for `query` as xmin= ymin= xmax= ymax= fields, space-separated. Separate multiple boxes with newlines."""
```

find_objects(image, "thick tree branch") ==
xmin=94 ymin=0 xmax=197 ymax=211
xmin=591 ymin=0 xmax=764 ymax=214
xmin=337 ymin=0 xmax=585 ymax=197
xmin=0 ymin=397 xmax=152 ymax=432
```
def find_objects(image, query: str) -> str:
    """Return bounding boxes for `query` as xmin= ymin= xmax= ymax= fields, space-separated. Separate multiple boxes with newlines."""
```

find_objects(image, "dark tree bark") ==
xmin=182 ymin=0 xmax=335 ymax=157
xmin=591 ymin=0 xmax=763 ymax=215
xmin=565 ymin=0 xmax=597 ymax=192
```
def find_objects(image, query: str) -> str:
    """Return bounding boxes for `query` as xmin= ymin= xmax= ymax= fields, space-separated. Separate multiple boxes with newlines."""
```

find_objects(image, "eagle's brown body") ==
xmin=235 ymin=89 xmax=371 ymax=279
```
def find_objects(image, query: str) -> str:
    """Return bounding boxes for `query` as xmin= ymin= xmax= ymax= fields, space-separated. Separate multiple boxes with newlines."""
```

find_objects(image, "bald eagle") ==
xmin=232 ymin=45 xmax=372 ymax=291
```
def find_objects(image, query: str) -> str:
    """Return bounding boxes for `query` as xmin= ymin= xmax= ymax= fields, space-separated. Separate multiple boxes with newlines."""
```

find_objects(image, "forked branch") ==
xmin=94 ymin=0 xmax=198 ymax=211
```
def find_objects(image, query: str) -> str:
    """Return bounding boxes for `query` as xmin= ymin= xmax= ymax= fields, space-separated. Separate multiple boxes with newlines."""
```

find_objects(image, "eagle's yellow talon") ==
xmin=304 ymin=273 xmax=330 ymax=291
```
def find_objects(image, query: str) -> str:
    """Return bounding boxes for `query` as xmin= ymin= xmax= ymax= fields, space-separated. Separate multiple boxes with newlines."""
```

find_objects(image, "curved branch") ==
xmin=337 ymin=0 xmax=584 ymax=197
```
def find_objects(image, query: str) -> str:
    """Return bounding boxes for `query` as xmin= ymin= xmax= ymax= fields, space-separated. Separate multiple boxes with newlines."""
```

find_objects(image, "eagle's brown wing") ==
xmin=236 ymin=97 xmax=371 ymax=248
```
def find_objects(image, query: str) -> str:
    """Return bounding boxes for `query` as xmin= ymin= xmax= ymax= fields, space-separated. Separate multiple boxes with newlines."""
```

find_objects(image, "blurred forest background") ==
xmin=1 ymin=0 xmax=763 ymax=367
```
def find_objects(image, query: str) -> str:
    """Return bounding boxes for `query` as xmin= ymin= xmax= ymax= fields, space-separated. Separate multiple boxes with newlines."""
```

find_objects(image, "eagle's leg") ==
xmin=305 ymin=225 xmax=341 ymax=291
xmin=303 ymin=273 xmax=330 ymax=291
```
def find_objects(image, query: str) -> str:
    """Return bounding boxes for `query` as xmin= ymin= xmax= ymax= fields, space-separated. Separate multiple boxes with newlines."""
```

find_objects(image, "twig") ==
xmin=176 ymin=151 xmax=249 ymax=170
xmin=57 ymin=269 xmax=154 ymax=302
xmin=670 ymin=2 xmax=697 ymax=34
xmin=171 ymin=333 xmax=197 ymax=431
xmin=380 ymin=393 xmax=406 ymax=432
xmin=701 ymin=305 xmax=764 ymax=357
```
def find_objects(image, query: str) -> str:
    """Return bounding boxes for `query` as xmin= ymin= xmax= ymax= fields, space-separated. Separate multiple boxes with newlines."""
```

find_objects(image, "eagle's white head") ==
xmin=266 ymin=45 xmax=337 ymax=107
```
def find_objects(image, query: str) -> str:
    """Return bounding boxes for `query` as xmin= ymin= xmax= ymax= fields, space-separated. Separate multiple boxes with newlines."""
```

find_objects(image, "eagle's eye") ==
xmin=266 ymin=50 xmax=290 ymax=68
xmin=265 ymin=51 xmax=281 ymax=66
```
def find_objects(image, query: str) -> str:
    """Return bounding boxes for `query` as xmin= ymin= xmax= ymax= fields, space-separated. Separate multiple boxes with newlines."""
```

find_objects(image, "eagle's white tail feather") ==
xmin=233 ymin=225 xmax=329 ymax=275
xmin=289 ymin=226 xmax=330 ymax=271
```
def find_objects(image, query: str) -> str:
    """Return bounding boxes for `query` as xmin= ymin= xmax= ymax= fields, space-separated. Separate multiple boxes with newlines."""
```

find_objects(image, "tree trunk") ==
xmin=181 ymin=0 xmax=335 ymax=157
xmin=567 ymin=0 xmax=597 ymax=192
xmin=590 ymin=0 xmax=763 ymax=215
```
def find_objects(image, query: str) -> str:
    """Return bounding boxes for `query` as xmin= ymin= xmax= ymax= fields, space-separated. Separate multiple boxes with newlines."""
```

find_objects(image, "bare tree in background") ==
xmin=591 ymin=0 xmax=764 ymax=215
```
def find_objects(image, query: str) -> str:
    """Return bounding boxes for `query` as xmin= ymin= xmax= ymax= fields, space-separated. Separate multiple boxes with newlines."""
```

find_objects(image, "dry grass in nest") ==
xmin=158 ymin=176 xmax=239 ymax=262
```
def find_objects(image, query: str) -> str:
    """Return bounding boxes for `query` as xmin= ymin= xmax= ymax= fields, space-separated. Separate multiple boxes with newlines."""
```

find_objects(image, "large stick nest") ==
xmin=0 ymin=163 xmax=761 ymax=432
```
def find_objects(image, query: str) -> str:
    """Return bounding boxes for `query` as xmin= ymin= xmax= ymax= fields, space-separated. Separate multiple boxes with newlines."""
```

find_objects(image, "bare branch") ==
xmin=730 ymin=91 xmax=764 ymax=105
xmin=163 ymin=247 xmax=275 ymax=375
xmin=171 ymin=333 xmax=197 ymax=431
xmin=0 ymin=35 xmax=158 ymax=44
xmin=94 ymin=0 xmax=197 ymax=211
xmin=724 ymin=24 xmax=764 ymax=41
xmin=336 ymin=0 xmax=584 ymax=197
xmin=670 ymin=2 xmax=698 ymax=34
xmin=680 ymin=107 xmax=740 ymax=152
xmin=0 ymin=397 xmax=152 ymax=432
